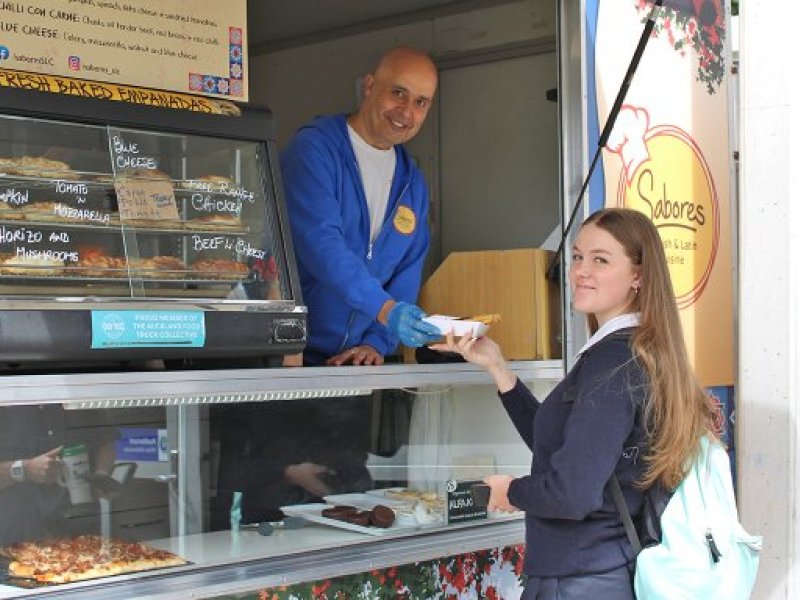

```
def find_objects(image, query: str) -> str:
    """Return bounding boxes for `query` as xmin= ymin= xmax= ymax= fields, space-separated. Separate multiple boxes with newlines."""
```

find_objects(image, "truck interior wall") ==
xmin=439 ymin=53 xmax=558 ymax=256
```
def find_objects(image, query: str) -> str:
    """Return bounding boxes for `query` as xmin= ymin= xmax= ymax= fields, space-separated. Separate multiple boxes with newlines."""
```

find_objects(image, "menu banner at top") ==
xmin=0 ymin=0 xmax=248 ymax=101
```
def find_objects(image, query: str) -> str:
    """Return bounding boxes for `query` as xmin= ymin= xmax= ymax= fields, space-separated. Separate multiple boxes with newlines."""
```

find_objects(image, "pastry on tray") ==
xmin=123 ymin=217 xmax=180 ymax=228
xmin=74 ymin=255 xmax=128 ymax=278
xmin=180 ymin=174 xmax=236 ymax=191
xmin=0 ymin=254 xmax=64 ymax=276
xmin=115 ymin=167 xmax=173 ymax=182
xmin=185 ymin=213 xmax=242 ymax=228
xmin=0 ymin=204 xmax=26 ymax=220
xmin=130 ymin=256 xmax=186 ymax=278
xmin=93 ymin=173 xmax=116 ymax=185
xmin=190 ymin=258 xmax=249 ymax=279
xmin=18 ymin=201 xmax=65 ymax=222
xmin=6 ymin=156 xmax=81 ymax=180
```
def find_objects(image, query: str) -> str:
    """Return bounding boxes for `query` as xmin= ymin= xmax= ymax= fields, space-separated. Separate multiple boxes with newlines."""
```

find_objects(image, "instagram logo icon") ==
xmin=68 ymin=56 xmax=80 ymax=70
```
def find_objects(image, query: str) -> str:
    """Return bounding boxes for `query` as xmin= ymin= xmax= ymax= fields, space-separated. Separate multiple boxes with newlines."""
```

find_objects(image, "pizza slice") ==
xmin=2 ymin=535 xmax=186 ymax=584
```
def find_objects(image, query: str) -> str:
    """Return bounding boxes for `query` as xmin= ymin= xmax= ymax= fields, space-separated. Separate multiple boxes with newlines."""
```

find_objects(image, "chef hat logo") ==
xmin=606 ymin=105 xmax=651 ymax=185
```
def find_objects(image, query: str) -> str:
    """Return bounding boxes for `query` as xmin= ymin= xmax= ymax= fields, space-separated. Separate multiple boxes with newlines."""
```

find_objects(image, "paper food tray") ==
xmin=423 ymin=315 xmax=489 ymax=337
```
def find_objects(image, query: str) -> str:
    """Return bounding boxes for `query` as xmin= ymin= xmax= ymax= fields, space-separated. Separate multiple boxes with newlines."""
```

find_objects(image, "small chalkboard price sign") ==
xmin=115 ymin=180 xmax=179 ymax=222
xmin=445 ymin=479 xmax=488 ymax=524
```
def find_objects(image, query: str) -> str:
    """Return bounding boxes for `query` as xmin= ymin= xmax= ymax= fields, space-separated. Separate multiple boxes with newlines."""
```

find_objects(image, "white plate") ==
xmin=423 ymin=315 xmax=489 ymax=337
xmin=280 ymin=503 xmax=419 ymax=537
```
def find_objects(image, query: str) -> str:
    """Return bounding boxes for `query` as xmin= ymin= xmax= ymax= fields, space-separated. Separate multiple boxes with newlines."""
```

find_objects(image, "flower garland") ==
xmin=213 ymin=544 xmax=526 ymax=600
xmin=436 ymin=546 xmax=525 ymax=599
xmin=636 ymin=0 xmax=727 ymax=94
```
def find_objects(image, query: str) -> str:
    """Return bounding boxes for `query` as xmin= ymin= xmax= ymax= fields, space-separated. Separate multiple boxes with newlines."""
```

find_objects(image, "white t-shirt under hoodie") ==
xmin=348 ymin=124 xmax=396 ymax=243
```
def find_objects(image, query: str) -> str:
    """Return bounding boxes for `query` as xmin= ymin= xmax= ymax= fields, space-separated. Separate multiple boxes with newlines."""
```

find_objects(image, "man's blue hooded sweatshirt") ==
xmin=280 ymin=114 xmax=430 ymax=365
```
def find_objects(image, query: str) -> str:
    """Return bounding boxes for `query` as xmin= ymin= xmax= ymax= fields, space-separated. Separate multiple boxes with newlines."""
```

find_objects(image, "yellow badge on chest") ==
xmin=393 ymin=205 xmax=416 ymax=235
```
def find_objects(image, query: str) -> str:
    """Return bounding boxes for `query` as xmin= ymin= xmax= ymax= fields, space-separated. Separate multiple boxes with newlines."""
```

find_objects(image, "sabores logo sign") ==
xmin=608 ymin=105 xmax=719 ymax=308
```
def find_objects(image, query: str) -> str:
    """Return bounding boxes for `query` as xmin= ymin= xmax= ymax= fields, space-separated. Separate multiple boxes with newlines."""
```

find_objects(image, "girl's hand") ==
xmin=484 ymin=474 xmax=519 ymax=512
xmin=430 ymin=331 xmax=517 ymax=392
xmin=429 ymin=330 xmax=504 ymax=371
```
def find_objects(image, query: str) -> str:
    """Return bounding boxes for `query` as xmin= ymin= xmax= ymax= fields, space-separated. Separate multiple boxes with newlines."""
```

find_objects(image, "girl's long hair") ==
xmin=583 ymin=208 xmax=716 ymax=490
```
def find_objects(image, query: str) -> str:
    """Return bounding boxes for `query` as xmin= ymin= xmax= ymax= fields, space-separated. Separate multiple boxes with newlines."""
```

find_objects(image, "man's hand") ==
xmin=283 ymin=353 xmax=303 ymax=367
xmin=284 ymin=462 xmax=333 ymax=498
xmin=326 ymin=345 xmax=384 ymax=366
xmin=386 ymin=302 xmax=441 ymax=347
xmin=24 ymin=446 xmax=63 ymax=484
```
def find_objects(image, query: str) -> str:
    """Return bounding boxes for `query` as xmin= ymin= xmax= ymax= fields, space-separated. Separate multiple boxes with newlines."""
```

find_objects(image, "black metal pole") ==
xmin=546 ymin=0 xmax=665 ymax=282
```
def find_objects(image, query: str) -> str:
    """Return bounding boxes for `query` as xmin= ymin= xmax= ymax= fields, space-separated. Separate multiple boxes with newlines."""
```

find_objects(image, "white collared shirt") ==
xmin=575 ymin=313 xmax=641 ymax=358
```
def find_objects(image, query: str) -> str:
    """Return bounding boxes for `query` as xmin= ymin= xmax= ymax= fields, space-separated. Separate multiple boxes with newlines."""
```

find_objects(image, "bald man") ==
xmin=281 ymin=47 xmax=441 ymax=366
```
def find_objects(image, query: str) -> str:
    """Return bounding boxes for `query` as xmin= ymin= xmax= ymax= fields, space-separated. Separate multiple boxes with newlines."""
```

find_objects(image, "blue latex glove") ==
xmin=386 ymin=302 xmax=442 ymax=347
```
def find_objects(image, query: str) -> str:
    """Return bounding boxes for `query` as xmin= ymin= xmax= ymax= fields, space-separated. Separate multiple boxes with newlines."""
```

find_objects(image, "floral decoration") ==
xmin=202 ymin=75 xmax=219 ymax=94
xmin=189 ymin=73 xmax=204 ymax=93
xmin=636 ymin=0 xmax=727 ymax=94
xmin=210 ymin=545 xmax=525 ymax=600
xmin=186 ymin=27 xmax=244 ymax=96
xmin=436 ymin=546 xmax=525 ymax=600
xmin=230 ymin=79 xmax=244 ymax=97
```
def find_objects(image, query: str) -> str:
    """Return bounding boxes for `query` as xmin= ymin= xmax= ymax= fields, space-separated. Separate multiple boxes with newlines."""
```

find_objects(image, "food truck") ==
xmin=2 ymin=0 xmax=784 ymax=598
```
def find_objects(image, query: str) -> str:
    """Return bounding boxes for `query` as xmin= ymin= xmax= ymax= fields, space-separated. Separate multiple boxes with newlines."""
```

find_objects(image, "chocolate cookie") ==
xmin=369 ymin=505 xmax=396 ymax=528
xmin=321 ymin=505 xmax=358 ymax=520
xmin=344 ymin=511 xmax=371 ymax=526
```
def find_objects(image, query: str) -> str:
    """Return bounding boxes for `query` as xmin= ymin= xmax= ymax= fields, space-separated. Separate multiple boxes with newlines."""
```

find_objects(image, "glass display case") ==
xmin=0 ymin=87 xmax=305 ymax=366
xmin=0 ymin=362 xmax=561 ymax=598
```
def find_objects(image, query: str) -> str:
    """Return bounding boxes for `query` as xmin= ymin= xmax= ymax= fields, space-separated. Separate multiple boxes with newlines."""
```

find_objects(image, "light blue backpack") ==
xmin=613 ymin=435 xmax=762 ymax=599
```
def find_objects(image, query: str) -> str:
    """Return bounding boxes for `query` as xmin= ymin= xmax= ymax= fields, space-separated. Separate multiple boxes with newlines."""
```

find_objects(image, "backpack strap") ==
xmin=601 ymin=327 xmax=645 ymax=555
xmin=571 ymin=327 xmax=644 ymax=555
xmin=611 ymin=474 xmax=642 ymax=555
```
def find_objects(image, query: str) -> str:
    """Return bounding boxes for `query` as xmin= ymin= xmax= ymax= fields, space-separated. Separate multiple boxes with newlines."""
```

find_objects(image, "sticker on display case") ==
xmin=116 ymin=428 xmax=169 ymax=462
xmin=445 ymin=479 xmax=488 ymax=524
xmin=91 ymin=310 xmax=206 ymax=348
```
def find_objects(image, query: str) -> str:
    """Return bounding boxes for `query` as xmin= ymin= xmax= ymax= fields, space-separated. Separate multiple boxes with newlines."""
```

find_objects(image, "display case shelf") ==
xmin=0 ymin=273 xmax=253 ymax=284
xmin=0 ymin=216 xmax=250 ymax=236
xmin=0 ymin=361 xmax=563 ymax=408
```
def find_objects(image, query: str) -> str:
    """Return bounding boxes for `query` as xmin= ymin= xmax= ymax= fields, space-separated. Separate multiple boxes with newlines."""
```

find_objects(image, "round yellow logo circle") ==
xmin=617 ymin=125 xmax=719 ymax=308
xmin=393 ymin=205 xmax=417 ymax=235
